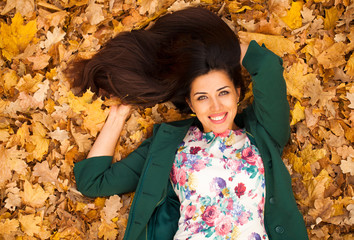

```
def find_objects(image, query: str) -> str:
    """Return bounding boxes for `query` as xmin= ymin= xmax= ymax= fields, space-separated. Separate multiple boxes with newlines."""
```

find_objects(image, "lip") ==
xmin=208 ymin=112 xmax=228 ymax=124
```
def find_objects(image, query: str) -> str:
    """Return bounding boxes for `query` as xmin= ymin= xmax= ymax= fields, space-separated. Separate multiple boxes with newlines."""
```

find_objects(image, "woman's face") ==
xmin=187 ymin=70 xmax=240 ymax=133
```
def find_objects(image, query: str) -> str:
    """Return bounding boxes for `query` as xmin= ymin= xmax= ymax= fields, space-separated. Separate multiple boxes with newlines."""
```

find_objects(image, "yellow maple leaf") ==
xmin=345 ymin=52 xmax=354 ymax=77
xmin=290 ymin=101 xmax=305 ymax=125
xmin=26 ymin=122 xmax=50 ymax=161
xmin=238 ymin=31 xmax=297 ymax=56
xmin=300 ymin=143 xmax=327 ymax=166
xmin=283 ymin=61 xmax=316 ymax=100
xmin=21 ymin=180 xmax=50 ymax=208
xmin=16 ymin=73 xmax=44 ymax=93
xmin=324 ymin=6 xmax=339 ymax=30
xmin=19 ymin=213 xmax=50 ymax=237
xmin=83 ymin=98 xmax=109 ymax=137
xmin=2 ymin=69 xmax=18 ymax=93
xmin=281 ymin=1 xmax=303 ymax=29
xmin=317 ymin=42 xmax=346 ymax=69
xmin=66 ymin=89 xmax=95 ymax=114
xmin=0 ymin=12 xmax=37 ymax=61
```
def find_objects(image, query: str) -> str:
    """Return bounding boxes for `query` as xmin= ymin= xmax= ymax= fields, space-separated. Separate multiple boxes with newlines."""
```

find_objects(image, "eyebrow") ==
xmin=193 ymin=86 xmax=230 ymax=96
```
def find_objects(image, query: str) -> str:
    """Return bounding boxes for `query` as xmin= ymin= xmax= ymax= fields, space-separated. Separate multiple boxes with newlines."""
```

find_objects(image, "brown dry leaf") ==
xmin=21 ymin=180 xmax=50 ymax=208
xmin=102 ymin=195 xmax=123 ymax=223
xmin=27 ymin=54 xmax=52 ymax=70
xmin=1 ymin=0 xmax=35 ymax=17
xmin=33 ymin=161 xmax=60 ymax=184
xmin=85 ymin=0 xmax=105 ymax=25
xmin=5 ymin=184 xmax=22 ymax=211
xmin=340 ymin=158 xmax=354 ymax=175
xmin=71 ymin=123 xmax=93 ymax=153
xmin=345 ymin=53 xmax=354 ymax=77
xmin=40 ymin=27 xmax=66 ymax=51
xmin=98 ymin=221 xmax=119 ymax=240
xmin=284 ymin=61 xmax=316 ymax=100
xmin=317 ymin=42 xmax=347 ymax=69
xmin=48 ymin=127 xmax=70 ymax=142
xmin=0 ymin=218 xmax=19 ymax=237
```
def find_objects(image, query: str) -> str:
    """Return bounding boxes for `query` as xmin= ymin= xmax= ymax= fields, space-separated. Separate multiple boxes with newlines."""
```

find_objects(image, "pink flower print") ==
xmin=190 ymin=146 xmax=201 ymax=154
xmin=202 ymin=205 xmax=219 ymax=226
xmin=215 ymin=215 xmax=233 ymax=236
xmin=176 ymin=168 xmax=187 ymax=186
xmin=226 ymin=198 xmax=234 ymax=210
xmin=189 ymin=222 xmax=203 ymax=234
xmin=234 ymin=182 xmax=246 ymax=198
xmin=193 ymin=128 xmax=203 ymax=141
xmin=255 ymin=157 xmax=265 ymax=174
xmin=185 ymin=205 xmax=196 ymax=220
xmin=193 ymin=159 xmax=208 ymax=171
xmin=238 ymin=211 xmax=250 ymax=225
xmin=226 ymin=159 xmax=241 ymax=173
xmin=170 ymin=165 xmax=177 ymax=185
xmin=242 ymin=147 xmax=257 ymax=165
xmin=214 ymin=130 xmax=230 ymax=138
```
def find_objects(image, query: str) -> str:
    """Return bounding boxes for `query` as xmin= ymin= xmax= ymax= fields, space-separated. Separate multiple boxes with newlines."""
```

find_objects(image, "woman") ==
xmin=71 ymin=7 xmax=308 ymax=240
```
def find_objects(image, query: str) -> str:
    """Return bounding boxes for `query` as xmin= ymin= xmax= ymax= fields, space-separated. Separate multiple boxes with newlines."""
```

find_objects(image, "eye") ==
xmin=197 ymin=95 xmax=207 ymax=101
xmin=219 ymin=90 xmax=229 ymax=96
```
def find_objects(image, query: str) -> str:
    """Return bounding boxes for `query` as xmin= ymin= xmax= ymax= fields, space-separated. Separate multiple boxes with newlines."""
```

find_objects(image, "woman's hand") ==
xmin=87 ymin=104 xmax=132 ymax=158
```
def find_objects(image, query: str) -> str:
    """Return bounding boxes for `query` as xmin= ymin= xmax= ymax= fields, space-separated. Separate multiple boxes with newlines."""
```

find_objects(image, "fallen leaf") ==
xmin=33 ymin=161 xmax=60 ymax=184
xmin=0 ymin=12 xmax=37 ymax=60
xmin=0 ymin=218 xmax=19 ymax=237
xmin=85 ymin=0 xmax=105 ymax=25
xmin=40 ymin=27 xmax=66 ymax=51
xmin=102 ymin=195 xmax=123 ymax=223
xmin=281 ymin=1 xmax=303 ymax=29
xmin=21 ymin=180 xmax=50 ymax=208
xmin=340 ymin=158 xmax=354 ymax=175
xmin=291 ymin=101 xmax=305 ymax=125
xmin=1 ymin=0 xmax=35 ymax=17
xmin=238 ymin=31 xmax=297 ymax=56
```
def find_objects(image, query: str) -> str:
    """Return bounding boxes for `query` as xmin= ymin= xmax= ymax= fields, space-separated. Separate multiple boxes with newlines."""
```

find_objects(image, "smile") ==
xmin=209 ymin=112 xmax=228 ymax=123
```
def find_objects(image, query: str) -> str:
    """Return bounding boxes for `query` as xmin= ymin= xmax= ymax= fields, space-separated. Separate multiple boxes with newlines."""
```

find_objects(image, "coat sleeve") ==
xmin=73 ymin=136 xmax=152 ymax=197
xmin=242 ymin=40 xmax=290 ymax=149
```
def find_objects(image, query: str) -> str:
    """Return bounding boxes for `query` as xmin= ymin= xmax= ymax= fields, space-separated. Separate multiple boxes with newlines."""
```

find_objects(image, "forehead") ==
xmin=190 ymin=70 xmax=234 ymax=93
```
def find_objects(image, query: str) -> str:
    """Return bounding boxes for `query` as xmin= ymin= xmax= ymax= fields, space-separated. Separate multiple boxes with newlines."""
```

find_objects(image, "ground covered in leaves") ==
xmin=0 ymin=0 xmax=353 ymax=239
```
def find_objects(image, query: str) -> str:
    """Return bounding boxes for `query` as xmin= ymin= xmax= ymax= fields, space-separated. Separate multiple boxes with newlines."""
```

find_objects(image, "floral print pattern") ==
xmin=170 ymin=126 xmax=268 ymax=240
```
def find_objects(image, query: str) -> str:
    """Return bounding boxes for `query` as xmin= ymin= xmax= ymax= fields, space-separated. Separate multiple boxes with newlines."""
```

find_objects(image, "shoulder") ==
xmin=153 ymin=117 xmax=196 ymax=131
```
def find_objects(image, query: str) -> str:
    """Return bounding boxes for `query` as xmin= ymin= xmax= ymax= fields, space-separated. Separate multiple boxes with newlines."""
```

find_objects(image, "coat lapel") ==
xmin=124 ymin=118 xmax=194 ymax=240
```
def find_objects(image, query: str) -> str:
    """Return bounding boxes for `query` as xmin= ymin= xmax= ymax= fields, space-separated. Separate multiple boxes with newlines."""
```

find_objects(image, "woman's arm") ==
xmin=74 ymin=104 xmax=152 ymax=197
xmin=87 ymin=104 xmax=131 ymax=158
xmin=242 ymin=40 xmax=290 ymax=149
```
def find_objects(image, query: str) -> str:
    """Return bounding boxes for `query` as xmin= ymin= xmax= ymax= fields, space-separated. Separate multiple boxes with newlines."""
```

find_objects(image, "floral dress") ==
xmin=170 ymin=126 xmax=268 ymax=240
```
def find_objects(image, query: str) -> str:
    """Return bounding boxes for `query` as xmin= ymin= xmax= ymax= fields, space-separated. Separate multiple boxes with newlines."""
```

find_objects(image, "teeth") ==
xmin=210 ymin=114 xmax=225 ymax=121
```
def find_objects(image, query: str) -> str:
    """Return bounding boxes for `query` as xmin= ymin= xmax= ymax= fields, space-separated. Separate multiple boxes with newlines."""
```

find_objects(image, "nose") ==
xmin=210 ymin=97 xmax=222 ymax=112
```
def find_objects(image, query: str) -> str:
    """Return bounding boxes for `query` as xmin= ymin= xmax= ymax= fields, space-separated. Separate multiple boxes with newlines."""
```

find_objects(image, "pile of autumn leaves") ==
xmin=0 ymin=0 xmax=353 ymax=239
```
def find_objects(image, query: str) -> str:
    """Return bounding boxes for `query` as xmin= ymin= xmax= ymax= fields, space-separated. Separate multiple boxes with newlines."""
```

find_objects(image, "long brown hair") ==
xmin=66 ymin=7 xmax=244 ymax=112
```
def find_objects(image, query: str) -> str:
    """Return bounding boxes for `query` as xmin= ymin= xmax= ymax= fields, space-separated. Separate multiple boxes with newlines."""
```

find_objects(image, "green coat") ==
xmin=74 ymin=41 xmax=309 ymax=240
